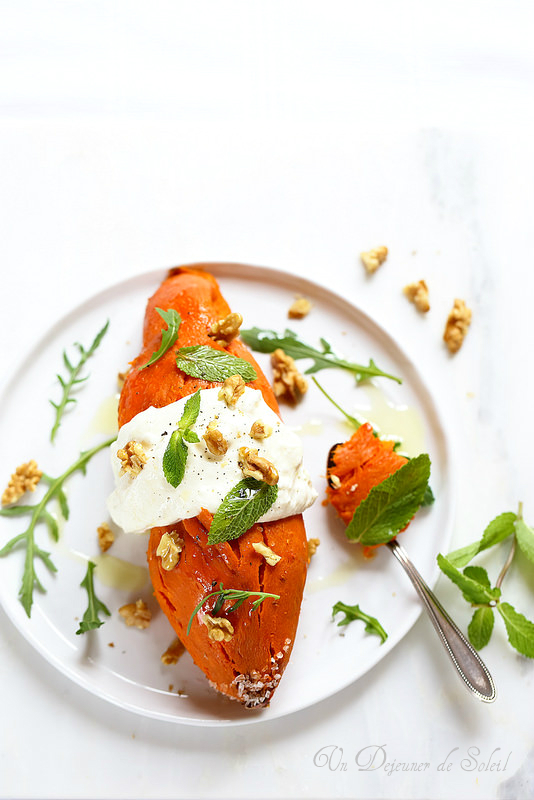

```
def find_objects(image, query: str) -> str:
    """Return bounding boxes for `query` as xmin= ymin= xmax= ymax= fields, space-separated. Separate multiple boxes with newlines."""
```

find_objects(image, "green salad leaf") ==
xmin=76 ymin=561 xmax=111 ymax=634
xmin=332 ymin=601 xmax=388 ymax=644
xmin=139 ymin=308 xmax=181 ymax=370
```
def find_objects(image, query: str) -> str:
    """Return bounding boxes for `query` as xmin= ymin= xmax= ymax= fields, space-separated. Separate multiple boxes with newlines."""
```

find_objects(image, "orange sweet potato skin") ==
xmin=118 ymin=267 xmax=308 ymax=708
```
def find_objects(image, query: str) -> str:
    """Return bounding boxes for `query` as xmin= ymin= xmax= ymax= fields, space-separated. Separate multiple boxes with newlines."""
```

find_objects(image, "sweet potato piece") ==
xmin=118 ymin=267 xmax=308 ymax=708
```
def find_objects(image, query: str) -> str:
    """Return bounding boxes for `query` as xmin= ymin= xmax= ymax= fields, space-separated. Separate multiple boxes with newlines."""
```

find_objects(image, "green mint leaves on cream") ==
xmin=240 ymin=327 xmax=401 ymax=384
xmin=175 ymin=346 xmax=257 ymax=382
xmin=186 ymin=582 xmax=280 ymax=635
xmin=139 ymin=308 xmax=181 ymax=370
xmin=438 ymin=502 xmax=534 ymax=657
xmin=162 ymin=390 xmax=201 ymax=488
xmin=76 ymin=561 xmax=111 ymax=635
xmin=0 ymin=437 xmax=116 ymax=617
xmin=208 ymin=478 xmax=279 ymax=545
xmin=49 ymin=320 xmax=109 ymax=442
xmin=332 ymin=601 xmax=388 ymax=644
xmin=344 ymin=454 xmax=431 ymax=545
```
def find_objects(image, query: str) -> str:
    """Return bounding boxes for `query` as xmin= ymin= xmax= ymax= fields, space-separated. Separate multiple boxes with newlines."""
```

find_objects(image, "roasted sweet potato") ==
xmin=118 ymin=267 xmax=308 ymax=708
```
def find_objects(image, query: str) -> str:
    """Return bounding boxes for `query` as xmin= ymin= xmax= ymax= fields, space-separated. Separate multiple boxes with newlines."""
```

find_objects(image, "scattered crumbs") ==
xmin=466 ymin=391 xmax=475 ymax=399
xmin=411 ymin=250 xmax=417 ymax=256
xmin=392 ymin=592 xmax=396 ymax=597
xmin=444 ymin=298 xmax=472 ymax=354
xmin=132 ymin=733 xmax=136 ymax=740
xmin=108 ymin=642 xmax=115 ymax=648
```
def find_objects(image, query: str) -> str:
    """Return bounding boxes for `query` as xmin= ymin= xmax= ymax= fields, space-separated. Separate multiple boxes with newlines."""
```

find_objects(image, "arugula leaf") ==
xmin=436 ymin=555 xmax=501 ymax=605
xmin=162 ymin=390 xmax=202 ymax=488
xmin=49 ymin=320 xmax=109 ymax=442
xmin=175 ymin=346 xmax=257 ymax=382
xmin=76 ymin=561 xmax=111 ymax=634
xmin=241 ymin=327 xmax=402 ymax=384
xmin=515 ymin=518 xmax=534 ymax=565
xmin=468 ymin=607 xmax=495 ymax=650
xmin=332 ymin=601 xmax=388 ymax=644
xmin=186 ymin=583 xmax=280 ymax=635
xmin=208 ymin=478 xmax=278 ymax=545
xmin=447 ymin=511 xmax=517 ymax=568
xmin=312 ymin=377 xmax=362 ymax=429
xmin=497 ymin=602 xmax=534 ymax=658
xmin=344 ymin=454 xmax=431 ymax=545
xmin=0 ymin=437 xmax=115 ymax=616
xmin=139 ymin=308 xmax=181 ymax=370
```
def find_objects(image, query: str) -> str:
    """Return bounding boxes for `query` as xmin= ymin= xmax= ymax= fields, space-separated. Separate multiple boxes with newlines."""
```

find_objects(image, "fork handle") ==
xmin=387 ymin=539 xmax=496 ymax=702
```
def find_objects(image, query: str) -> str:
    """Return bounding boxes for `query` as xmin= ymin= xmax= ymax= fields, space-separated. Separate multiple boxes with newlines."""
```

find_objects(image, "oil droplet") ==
xmin=85 ymin=395 xmax=119 ymax=439
xmin=306 ymin=553 xmax=361 ymax=594
xmin=292 ymin=419 xmax=323 ymax=436
xmin=93 ymin=554 xmax=149 ymax=592
xmin=353 ymin=385 xmax=424 ymax=457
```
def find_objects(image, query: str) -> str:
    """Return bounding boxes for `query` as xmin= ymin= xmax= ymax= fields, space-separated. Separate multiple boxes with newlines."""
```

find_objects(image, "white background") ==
xmin=1 ymin=2 xmax=534 ymax=798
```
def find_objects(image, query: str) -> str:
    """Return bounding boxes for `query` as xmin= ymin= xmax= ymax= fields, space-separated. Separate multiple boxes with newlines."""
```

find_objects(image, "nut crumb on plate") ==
xmin=2 ymin=460 xmax=42 ymax=506
xmin=403 ymin=279 xmax=430 ymax=312
xmin=361 ymin=246 xmax=388 ymax=274
xmin=97 ymin=522 xmax=115 ymax=552
xmin=271 ymin=348 xmax=307 ymax=404
xmin=161 ymin=637 xmax=186 ymax=665
xmin=288 ymin=296 xmax=312 ymax=319
xmin=307 ymin=538 xmax=320 ymax=559
xmin=444 ymin=298 xmax=472 ymax=353
xmin=118 ymin=599 xmax=152 ymax=629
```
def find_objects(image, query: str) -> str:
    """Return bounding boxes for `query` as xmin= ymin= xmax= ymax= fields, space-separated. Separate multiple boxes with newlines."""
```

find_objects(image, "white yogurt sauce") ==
xmin=107 ymin=387 xmax=317 ymax=534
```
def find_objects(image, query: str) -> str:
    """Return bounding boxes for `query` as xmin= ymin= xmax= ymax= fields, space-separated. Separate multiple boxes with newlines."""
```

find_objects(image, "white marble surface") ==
xmin=1 ymin=3 xmax=534 ymax=798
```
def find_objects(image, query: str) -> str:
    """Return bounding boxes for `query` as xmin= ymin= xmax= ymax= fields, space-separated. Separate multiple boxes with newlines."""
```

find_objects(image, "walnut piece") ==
xmin=117 ymin=371 xmax=127 ymax=390
xmin=252 ymin=541 xmax=282 ymax=566
xmin=329 ymin=474 xmax=341 ymax=489
xmin=203 ymin=614 xmax=234 ymax=642
xmin=250 ymin=420 xmax=273 ymax=440
xmin=218 ymin=374 xmax=246 ymax=406
xmin=271 ymin=348 xmax=308 ymax=404
xmin=238 ymin=447 xmax=279 ymax=485
xmin=161 ymin=637 xmax=186 ymax=665
xmin=203 ymin=422 xmax=229 ymax=456
xmin=118 ymin=599 xmax=152 ymax=629
xmin=307 ymin=538 xmax=320 ymax=558
xmin=209 ymin=312 xmax=243 ymax=346
xmin=403 ymin=280 xmax=430 ymax=313
xmin=97 ymin=522 xmax=115 ymax=553
xmin=2 ymin=460 xmax=42 ymax=506
xmin=288 ymin=296 xmax=312 ymax=319
xmin=156 ymin=531 xmax=184 ymax=571
xmin=444 ymin=299 xmax=472 ymax=354
xmin=117 ymin=441 xmax=147 ymax=477
xmin=361 ymin=246 xmax=388 ymax=274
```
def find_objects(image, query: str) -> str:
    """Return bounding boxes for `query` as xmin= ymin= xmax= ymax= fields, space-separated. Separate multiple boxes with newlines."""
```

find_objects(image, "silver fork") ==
xmin=387 ymin=539 xmax=496 ymax=702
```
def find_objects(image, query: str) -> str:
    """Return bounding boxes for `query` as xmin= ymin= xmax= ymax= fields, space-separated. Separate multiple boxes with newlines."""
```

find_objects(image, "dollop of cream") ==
xmin=107 ymin=387 xmax=317 ymax=534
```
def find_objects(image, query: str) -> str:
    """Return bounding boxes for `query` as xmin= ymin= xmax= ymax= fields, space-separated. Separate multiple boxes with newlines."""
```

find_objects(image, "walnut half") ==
xmin=209 ymin=312 xmax=243 ymax=346
xmin=156 ymin=531 xmax=184 ymax=571
xmin=271 ymin=349 xmax=307 ymax=404
xmin=238 ymin=447 xmax=279 ymax=485
xmin=444 ymin=298 xmax=472 ymax=354
xmin=203 ymin=614 xmax=234 ymax=642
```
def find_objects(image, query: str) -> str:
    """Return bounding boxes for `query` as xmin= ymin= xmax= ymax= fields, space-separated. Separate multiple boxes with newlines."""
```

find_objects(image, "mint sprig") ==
xmin=186 ymin=582 xmax=280 ymax=635
xmin=344 ymin=454 xmax=431 ymax=545
xmin=208 ymin=477 xmax=278 ymax=545
xmin=162 ymin=391 xmax=201 ymax=488
xmin=241 ymin=327 xmax=402 ymax=384
xmin=438 ymin=502 xmax=534 ymax=656
xmin=76 ymin=561 xmax=111 ymax=635
xmin=49 ymin=320 xmax=109 ymax=442
xmin=175 ymin=346 xmax=257 ymax=382
xmin=0 ymin=437 xmax=115 ymax=616
xmin=139 ymin=308 xmax=181 ymax=370
xmin=332 ymin=601 xmax=388 ymax=644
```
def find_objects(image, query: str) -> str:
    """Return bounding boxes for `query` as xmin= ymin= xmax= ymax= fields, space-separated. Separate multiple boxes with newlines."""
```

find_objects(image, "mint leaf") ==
xmin=515 ymin=518 xmax=534 ymax=565
xmin=447 ymin=511 xmax=517 ymax=568
xmin=76 ymin=561 xmax=111 ymax=634
xmin=421 ymin=484 xmax=435 ymax=507
xmin=178 ymin=390 xmax=201 ymax=432
xmin=241 ymin=327 xmax=401 ymax=384
xmin=332 ymin=601 xmax=388 ymax=644
xmin=175 ymin=346 xmax=257 ymax=382
xmin=344 ymin=454 xmax=431 ymax=545
xmin=208 ymin=478 xmax=278 ymax=545
xmin=497 ymin=602 xmax=534 ymax=658
xmin=139 ymin=308 xmax=181 ymax=370
xmin=437 ymin=554 xmax=501 ymax=604
xmin=162 ymin=431 xmax=188 ymax=488
xmin=468 ymin=607 xmax=495 ymax=650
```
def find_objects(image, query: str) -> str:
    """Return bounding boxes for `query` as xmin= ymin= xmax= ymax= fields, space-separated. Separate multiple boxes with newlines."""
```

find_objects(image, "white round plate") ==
xmin=0 ymin=263 xmax=453 ymax=726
